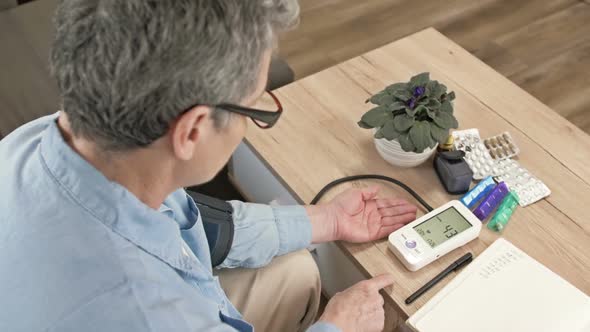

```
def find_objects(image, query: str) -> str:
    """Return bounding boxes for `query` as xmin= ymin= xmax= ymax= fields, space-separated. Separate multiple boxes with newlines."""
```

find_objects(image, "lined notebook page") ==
xmin=408 ymin=238 xmax=590 ymax=332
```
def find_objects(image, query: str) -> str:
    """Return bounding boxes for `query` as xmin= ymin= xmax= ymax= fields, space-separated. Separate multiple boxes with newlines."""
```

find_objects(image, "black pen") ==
xmin=405 ymin=253 xmax=473 ymax=305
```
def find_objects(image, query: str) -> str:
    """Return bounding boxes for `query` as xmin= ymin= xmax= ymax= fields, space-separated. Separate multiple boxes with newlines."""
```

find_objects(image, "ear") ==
xmin=170 ymin=106 xmax=212 ymax=161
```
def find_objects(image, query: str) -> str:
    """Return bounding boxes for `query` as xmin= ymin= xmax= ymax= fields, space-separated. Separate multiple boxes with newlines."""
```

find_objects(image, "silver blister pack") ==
xmin=452 ymin=129 xmax=500 ymax=180
xmin=494 ymin=159 xmax=551 ymax=206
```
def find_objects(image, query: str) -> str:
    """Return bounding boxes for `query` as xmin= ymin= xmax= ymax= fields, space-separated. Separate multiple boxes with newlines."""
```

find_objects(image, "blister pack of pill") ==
xmin=452 ymin=129 xmax=500 ymax=180
xmin=494 ymin=159 xmax=551 ymax=207
xmin=483 ymin=132 xmax=520 ymax=160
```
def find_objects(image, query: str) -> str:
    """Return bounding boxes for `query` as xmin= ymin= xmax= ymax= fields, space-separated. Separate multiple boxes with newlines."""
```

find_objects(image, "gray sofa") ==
xmin=0 ymin=0 xmax=295 ymax=138
xmin=0 ymin=0 xmax=17 ymax=11
xmin=0 ymin=0 xmax=59 ymax=138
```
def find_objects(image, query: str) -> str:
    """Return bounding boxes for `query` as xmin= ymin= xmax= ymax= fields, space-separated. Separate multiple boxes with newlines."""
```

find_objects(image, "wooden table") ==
xmin=246 ymin=28 xmax=590 ymax=319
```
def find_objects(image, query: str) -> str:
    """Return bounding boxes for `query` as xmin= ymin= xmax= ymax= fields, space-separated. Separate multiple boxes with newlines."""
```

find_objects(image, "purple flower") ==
xmin=413 ymin=86 xmax=426 ymax=97
xmin=407 ymin=97 xmax=416 ymax=109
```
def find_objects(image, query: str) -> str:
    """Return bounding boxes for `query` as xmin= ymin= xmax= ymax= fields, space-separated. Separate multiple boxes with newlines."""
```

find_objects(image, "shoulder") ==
xmin=0 ymin=113 xmax=61 ymax=222
xmin=0 ymin=113 xmax=58 ymax=159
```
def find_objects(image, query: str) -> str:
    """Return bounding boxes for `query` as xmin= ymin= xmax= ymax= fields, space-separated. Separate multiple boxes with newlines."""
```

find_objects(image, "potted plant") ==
xmin=357 ymin=72 xmax=459 ymax=167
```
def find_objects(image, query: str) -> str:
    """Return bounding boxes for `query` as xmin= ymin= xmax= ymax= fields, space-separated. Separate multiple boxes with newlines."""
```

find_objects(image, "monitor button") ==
xmin=405 ymin=240 xmax=417 ymax=249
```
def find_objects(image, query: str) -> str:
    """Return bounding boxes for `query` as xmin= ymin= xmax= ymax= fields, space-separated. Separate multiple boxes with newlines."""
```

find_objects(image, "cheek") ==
xmin=219 ymin=116 xmax=247 ymax=158
xmin=231 ymin=116 xmax=248 ymax=145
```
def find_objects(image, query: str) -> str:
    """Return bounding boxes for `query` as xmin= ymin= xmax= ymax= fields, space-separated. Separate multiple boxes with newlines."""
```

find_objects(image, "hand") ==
xmin=318 ymin=274 xmax=394 ymax=332
xmin=328 ymin=186 xmax=418 ymax=243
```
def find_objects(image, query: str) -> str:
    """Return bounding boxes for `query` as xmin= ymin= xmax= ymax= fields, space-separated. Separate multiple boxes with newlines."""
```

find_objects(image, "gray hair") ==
xmin=50 ymin=0 xmax=299 ymax=150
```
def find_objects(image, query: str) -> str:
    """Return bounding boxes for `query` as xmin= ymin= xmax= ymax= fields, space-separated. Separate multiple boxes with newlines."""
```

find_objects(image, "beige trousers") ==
xmin=215 ymin=250 xmax=322 ymax=332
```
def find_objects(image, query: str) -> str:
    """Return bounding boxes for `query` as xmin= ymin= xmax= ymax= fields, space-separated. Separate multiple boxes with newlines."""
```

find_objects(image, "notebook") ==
xmin=407 ymin=238 xmax=590 ymax=332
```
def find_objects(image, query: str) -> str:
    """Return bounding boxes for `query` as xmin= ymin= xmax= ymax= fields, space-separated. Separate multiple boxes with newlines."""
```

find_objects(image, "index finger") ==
xmin=367 ymin=274 xmax=395 ymax=290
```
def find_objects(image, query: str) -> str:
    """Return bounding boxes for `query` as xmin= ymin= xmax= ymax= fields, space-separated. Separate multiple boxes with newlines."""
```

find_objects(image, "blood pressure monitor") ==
xmin=388 ymin=200 xmax=481 ymax=271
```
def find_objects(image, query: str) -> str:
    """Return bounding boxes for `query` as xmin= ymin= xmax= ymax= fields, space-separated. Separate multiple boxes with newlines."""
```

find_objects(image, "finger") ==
xmin=367 ymin=274 xmax=395 ymax=291
xmin=376 ymin=198 xmax=411 ymax=208
xmin=361 ymin=186 xmax=380 ymax=201
xmin=378 ymin=204 xmax=418 ymax=217
xmin=375 ymin=223 xmax=405 ymax=238
xmin=381 ymin=212 xmax=417 ymax=225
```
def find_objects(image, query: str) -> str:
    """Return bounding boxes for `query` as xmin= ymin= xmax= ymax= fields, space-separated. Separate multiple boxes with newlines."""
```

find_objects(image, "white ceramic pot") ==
xmin=374 ymin=138 xmax=437 ymax=167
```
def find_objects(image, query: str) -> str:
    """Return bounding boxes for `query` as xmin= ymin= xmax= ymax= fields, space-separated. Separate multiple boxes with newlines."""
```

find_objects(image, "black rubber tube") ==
xmin=311 ymin=175 xmax=434 ymax=212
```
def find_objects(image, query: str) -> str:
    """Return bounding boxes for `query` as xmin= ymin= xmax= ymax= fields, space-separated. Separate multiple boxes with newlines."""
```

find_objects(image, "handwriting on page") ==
xmin=478 ymin=248 xmax=525 ymax=279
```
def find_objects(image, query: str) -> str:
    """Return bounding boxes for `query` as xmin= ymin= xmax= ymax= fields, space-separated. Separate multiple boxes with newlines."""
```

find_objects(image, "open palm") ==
xmin=330 ymin=186 xmax=418 ymax=243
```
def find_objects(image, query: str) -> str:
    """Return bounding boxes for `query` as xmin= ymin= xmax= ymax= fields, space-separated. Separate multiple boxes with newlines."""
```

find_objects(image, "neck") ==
xmin=57 ymin=115 xmax=176 ymax=209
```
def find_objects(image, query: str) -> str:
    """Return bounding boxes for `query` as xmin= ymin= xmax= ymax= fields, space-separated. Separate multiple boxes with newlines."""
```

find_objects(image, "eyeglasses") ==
xmin=217 ymin=90 xmax=283 ymax=129
xmin=184 ymin=90 xmax=283 ymax=129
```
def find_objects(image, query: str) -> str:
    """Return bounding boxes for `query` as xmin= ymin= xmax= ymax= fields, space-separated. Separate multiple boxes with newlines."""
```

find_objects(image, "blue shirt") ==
xmin=0 ymin=114 xmax=339 ymax=332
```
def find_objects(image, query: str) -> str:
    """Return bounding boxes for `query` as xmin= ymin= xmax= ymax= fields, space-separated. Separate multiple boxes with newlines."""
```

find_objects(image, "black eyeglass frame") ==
xmin=184 ymin=90 xmax=283 ymax=129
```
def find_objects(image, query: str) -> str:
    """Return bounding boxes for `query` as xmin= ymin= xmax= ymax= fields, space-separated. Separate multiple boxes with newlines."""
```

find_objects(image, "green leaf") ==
xmin=368 ymin=91 xmax=395 ymax=105
xmin=426 ymin=108 xmax=437 ymax=119
xmin=433 ymin=83 xmax=447 ymax=99
xmin=397 ymin=133 xmax=415 ymax=152
xmin=394 ymin=114 xmax=415 ymax=132
xmin=447 ymin=91 xmax=456 ymax=101
xmin=425 ymin=80 xmax=438 ymax=97
xmin=374 ymin=128 xmax=385 ymax=139
xmin=385 ymin=83 xmax=408 ymax=94
xmin=427 ymin=98 xmax=441 ymax=110
xmin=393 ymin=108 xmax=407 ymax=117
xmin=440 ymin=100 xmax=453 ymax=114
xmin=409 ymin=121 xmax=433 ymax=153
xmin=357 ymin=120 xmax=373 ymax=129
xmin=361 ymin=105 xmax=392 ymax=127
xmin=389 ymin=101 xmax=406 ymax=111
xmin=380 ymin=121 xmax=400 ymax=140
xmin=430 ymin=123 xmax=449 ymax=143
xmin=428 ymin=139 xmax=438 ymax=149
xmin=392 ymin=89 xmax=412 ymax=101
xmin=410 ymin=72 xmax=430 ymax=87
xmin=414 ymin=105 xmax=428 ymax=117
xmin=433 ymin=112 xmax=459 ymax=129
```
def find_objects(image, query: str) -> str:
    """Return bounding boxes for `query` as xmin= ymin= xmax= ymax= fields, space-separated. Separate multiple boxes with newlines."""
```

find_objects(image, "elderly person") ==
xmin=0 ymin=1 xmax=418 ymax=331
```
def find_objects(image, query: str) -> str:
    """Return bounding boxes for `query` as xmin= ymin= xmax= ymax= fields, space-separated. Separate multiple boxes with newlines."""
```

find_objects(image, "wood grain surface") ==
xmin=249 ymin=28 xmax=590 ymax=318
xmin=280 ymin=0 xmax=590 ymax=134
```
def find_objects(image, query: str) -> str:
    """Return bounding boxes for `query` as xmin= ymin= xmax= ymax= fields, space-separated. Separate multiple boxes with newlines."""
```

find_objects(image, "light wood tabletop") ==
xmin=246 ymin=28 xmax=590 ymax=318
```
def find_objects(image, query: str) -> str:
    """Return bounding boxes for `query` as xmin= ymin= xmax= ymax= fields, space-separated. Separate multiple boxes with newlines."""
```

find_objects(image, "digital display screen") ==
xmin=413 ymin=207 xmax=472 ymax=248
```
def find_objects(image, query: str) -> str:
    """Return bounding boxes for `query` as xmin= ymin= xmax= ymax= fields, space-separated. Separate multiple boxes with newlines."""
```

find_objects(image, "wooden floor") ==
xmin=279 ymin=0 xmax=590 ymax=134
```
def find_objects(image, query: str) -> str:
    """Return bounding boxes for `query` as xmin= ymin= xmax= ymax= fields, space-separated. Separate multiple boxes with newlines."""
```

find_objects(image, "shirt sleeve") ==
xmin=307 ymin=322 xmax=342 ymax=332
xmin=218 ymin=201 xmax=312 ymax=269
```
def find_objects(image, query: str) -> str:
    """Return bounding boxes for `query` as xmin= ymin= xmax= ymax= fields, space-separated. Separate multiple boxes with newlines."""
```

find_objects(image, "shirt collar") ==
xmin=39 ymin=117 xmax=201 ymax=274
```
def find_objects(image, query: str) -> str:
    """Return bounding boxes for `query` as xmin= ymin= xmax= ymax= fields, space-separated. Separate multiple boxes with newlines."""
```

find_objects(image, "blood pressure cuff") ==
xmin=186 ymin=191 xmax=234 ymax=268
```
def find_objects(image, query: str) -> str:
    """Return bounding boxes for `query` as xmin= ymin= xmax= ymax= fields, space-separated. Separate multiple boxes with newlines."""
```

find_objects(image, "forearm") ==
xmin=216 ymin=200 xmax=339 ymax=269
xmin=218 ymin=201 xmax=312 ymax=269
